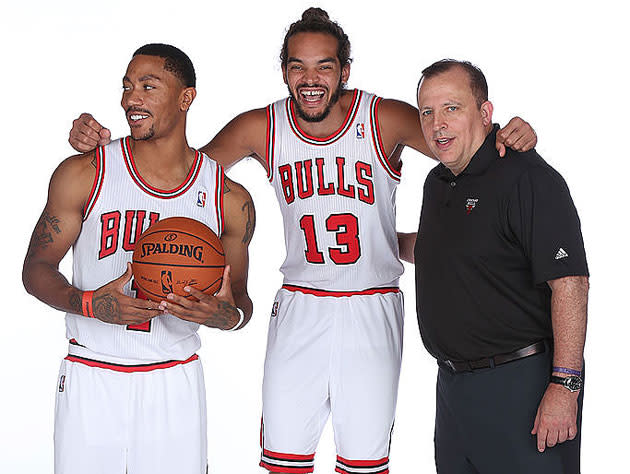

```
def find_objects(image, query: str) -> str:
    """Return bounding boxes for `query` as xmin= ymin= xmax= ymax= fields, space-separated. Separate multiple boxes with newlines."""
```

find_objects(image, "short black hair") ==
xmin=418 ymin=59 xmax=488 ymax=108
xmin=133 ymin=43 xmax=196 ymax=88
xmin=281 ymin=7 xmax=352 ymax=68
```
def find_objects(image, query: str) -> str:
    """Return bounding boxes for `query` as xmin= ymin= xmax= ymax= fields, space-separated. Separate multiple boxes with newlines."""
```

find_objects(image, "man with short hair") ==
xmin=23 ymin=43 xmax=255 ymax=474
xmin=67 ymin=10 xmax=537 ymax=473
xmin=410 ymin=59 xmax=588 ymax=472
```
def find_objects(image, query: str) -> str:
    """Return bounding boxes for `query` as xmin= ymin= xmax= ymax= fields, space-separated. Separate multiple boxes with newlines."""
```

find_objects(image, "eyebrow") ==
xmin=122 ymin=74 xmax=162 ymax=82
xmin=287 ymin=57 xmax=337 ymax=64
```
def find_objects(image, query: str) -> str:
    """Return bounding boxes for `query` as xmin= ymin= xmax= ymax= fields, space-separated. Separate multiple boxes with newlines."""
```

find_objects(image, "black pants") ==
xmin=435 ymin=350 xmax=583 ymax=474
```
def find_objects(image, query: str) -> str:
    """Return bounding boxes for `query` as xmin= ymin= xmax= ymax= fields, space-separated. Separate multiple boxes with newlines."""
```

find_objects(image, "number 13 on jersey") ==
xmin=299 ymin=213 xmax=361 ymax=265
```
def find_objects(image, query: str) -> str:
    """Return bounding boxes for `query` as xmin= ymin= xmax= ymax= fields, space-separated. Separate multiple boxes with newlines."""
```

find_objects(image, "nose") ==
xmin=123 ymin=87 xmax=143 ymax=108
xmin=303 ymin=66 xmax=318 ymax=85
xmin=432 ymin=110 xmax=447 ymax=133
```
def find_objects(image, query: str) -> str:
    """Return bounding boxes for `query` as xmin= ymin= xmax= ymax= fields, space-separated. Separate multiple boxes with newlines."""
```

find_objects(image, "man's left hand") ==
xmin=496 ymin=117 xmax=537 ymax=157
xmin=531 ymin=383 xmax=579 ymax=452
xmin=158 ymin=266 xmax=241 ymax=330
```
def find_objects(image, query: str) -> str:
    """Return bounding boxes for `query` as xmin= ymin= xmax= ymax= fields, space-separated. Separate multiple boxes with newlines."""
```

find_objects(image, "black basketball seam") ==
xmin=136 ymin=229 xmax=225 ymax=256
xmin=133 ymin=261 xmax=225 ymax=269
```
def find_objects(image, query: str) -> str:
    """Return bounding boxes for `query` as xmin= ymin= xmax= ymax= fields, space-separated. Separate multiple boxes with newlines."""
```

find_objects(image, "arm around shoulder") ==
xmin=201 ymin=107 xmax=269 ymax=170
xmin=377 ymin=98 xmax=433 ymax=159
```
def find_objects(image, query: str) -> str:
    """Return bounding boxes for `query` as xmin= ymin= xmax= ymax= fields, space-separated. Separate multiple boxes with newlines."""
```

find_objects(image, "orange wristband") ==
xmin=82 ymin=291 xmax=95 ymax=318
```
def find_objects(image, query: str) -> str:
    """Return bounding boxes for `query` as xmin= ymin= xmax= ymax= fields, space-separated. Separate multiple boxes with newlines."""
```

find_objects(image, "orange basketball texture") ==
xmin=132 ymin=217 xmax=225 ymax=302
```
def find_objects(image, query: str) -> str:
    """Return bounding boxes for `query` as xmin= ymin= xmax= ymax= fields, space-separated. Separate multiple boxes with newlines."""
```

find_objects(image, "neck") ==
xmin=449 ymin=123 xmax=494 ymax=176
xmin=295 ymin=89 xmax=354 ymax=138
xmin=129 ymin=125 xmax=196 ymax=189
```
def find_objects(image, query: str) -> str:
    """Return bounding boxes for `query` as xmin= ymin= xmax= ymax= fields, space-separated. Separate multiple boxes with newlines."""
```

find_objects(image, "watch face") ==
xmin=564 ymin=376 xmax=583 ymax=392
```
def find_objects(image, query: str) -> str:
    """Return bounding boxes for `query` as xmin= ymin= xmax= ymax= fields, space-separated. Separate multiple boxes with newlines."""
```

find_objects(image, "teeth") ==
xmin=130 ymin=114 xmax=148 ymax=121
xmin=301 ymin=90 xmax=324 ymax=96
xmin=437 ymin=138 xmax=450 ymax=144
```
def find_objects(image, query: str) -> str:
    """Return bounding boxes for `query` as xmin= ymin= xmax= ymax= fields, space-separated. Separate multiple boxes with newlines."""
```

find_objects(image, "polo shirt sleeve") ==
xmin=507 ymin=163 xmax=589 ymax=285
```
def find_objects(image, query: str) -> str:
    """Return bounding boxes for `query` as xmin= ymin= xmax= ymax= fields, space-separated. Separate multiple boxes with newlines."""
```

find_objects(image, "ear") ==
xmin=341 ymin=63 xmax=351 ymax=86
xmin=180 ymin=87 xmax=197 ymax=112
xmin=480 ymin=100 xmax=494 ymax=126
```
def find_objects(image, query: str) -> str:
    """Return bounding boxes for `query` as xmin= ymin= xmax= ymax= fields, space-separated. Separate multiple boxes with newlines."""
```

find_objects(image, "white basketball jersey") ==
xmin=67 ymin=137 xmax=225 ymax=363
xmin=266 ymin=90 xmax=403 ymax=291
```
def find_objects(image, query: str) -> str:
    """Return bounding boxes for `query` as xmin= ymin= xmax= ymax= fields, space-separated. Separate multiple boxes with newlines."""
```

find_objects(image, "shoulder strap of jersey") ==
xmin=265 ymin=103 xmax=276 ymax=183
xmin=368 ymin=95 xmax=402 ymax=182
xmin=214 ymin=162 xmax=225 ymax=237
xmin=83 ymin=144 xmax=106 ymax=220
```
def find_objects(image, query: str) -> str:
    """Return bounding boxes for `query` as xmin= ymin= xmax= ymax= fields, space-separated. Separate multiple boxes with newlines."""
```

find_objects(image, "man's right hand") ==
xmin=92 ymin=263 xmax=162 ymax=325
xmin=68 ymin=113 xmax=111 ymax=152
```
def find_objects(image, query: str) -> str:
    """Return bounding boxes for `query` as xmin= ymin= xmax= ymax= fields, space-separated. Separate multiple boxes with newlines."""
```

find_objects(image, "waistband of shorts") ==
xmin=66 ymin=339 xmax=198 ymax=372
xmin=281 ymin=284 xmax=400 ymax=297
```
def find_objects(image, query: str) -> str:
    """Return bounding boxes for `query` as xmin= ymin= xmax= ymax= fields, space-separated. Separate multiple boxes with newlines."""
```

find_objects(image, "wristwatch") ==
xmin=550 ymin=375 xmax=583 ymax=392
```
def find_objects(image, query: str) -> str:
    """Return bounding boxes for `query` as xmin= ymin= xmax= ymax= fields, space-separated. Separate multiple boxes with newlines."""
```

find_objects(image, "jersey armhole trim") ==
xmin=266 ymin=104 xmax=275 ymax=183
xmin=83 ymin=146 xmax=105 ymax=220
xmin=369 ymin=96 xmax=402 ymax=182
xmin=215 ymin=164 xmax=225 ymax=237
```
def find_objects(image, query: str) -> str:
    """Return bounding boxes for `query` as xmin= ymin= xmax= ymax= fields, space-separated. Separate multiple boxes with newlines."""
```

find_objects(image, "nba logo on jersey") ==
xmin=58 ymin=375 xmax=66 ymax=393
xmin=271 ymin=301 xmax=279 ymax=318
xmin=356 ymin=123 xmax=365 ymax=139
xmin=197 ymin=190 xmax=207 ymax=208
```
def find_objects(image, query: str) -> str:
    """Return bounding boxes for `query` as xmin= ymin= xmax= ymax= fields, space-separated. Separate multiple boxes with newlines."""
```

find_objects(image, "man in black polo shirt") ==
xmin=410 ymin=60 xmax=589 ymax=473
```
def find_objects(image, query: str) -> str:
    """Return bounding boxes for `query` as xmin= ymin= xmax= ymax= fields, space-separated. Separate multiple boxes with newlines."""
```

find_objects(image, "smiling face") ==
xmin=417 ymin=67 xmax=493 ymax=175
xmin=282 ymin=32 xmax=350 ymax=123
xmin=121 ymin=55 xmax=194 ymax=141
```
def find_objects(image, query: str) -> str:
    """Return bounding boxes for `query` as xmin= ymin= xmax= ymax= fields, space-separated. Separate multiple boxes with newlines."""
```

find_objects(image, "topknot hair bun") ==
xmin=302 ymin=7 xmax=329 ymax=22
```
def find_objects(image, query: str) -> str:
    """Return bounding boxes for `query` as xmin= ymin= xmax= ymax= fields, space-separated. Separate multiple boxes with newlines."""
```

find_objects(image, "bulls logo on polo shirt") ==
xmin=466 ymin=198 xmax=479 ymax=214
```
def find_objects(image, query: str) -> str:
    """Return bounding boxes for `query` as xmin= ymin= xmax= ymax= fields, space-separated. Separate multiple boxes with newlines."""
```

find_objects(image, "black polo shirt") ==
xmin=414 ymin=125 xmax=588 ymax=361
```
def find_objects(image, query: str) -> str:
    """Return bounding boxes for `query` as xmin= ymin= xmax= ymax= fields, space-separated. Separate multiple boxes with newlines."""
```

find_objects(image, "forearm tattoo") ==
xmin=241 ymin=199 xmax=255 ymax=244
xmin=93 ymin=293 xmax=122 ymax=324
xmin=202 ymin=300 xmax=238 ymax=329
xmin=69 ymin=289 xmax=82 ymax=314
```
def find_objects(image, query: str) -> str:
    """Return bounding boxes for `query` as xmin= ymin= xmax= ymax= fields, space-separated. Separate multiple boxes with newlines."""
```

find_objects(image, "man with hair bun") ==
xmin=67 ymin=10 xmax=537 ymax=473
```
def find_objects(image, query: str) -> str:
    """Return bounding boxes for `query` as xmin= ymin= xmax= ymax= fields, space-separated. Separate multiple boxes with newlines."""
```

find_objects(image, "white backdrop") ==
xmin=1 ymin=0 xmax=627 ymax=472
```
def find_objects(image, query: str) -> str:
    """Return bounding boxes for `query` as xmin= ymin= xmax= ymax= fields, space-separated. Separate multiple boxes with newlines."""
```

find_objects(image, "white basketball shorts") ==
xmin=260 ymin=285 xmax=404 ymax=474
xmin=54 ymin=354 xmax=207 ymax=474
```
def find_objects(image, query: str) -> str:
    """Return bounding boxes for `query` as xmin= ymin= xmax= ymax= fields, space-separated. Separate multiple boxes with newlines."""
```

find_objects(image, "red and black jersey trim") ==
xmin=83 ymin=145 xmax=105 ymax=220
xmin=260 ymin=449 xmax=315 ymax=473
xmin=215 ymin=163 xmax=225 ymax=237
xmin=281 ymin=284 xmax=399 ymax=297
xmin=287 ymin=89 xmax=362 ymax=146
xmin=64 ymin=353 xmax=199 ymax=373
xmin=266 ymin=104 xmax=276 ymax=182
xmin=121 ymin=136 xmax=202 ymax=199
xmin=335 ymin=456 xmax=389 ymax=474
xmin=369 ymin=96 xmax=401 ymax=182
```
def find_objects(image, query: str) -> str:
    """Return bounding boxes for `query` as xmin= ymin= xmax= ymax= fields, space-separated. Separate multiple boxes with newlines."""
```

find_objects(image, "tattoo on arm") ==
xmin=90 ymin=150 xmax=97 ymax=169
xmin=93 ymin=293 xmax=121 ymax=324
xmin=223 ymin=176 xmax=231 ymax=194
xmin=26 ymin=210 xmax=62 ymax=258
xmin=69 ymin=289 xmax=82 ymax=314
xmin=241 ymin=199 xmax=255 ymax=244
xmin=202 ymin=300 xmax=238 ymax=329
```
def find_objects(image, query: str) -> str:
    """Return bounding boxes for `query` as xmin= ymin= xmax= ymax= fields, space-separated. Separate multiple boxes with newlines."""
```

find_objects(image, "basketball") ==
xmin=132 ymin=217 xmax=225 ymax=302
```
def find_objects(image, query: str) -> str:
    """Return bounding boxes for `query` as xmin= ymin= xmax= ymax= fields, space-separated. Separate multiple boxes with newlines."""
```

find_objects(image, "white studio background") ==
xmin=0 ymin=0 xmax=627 ymax=472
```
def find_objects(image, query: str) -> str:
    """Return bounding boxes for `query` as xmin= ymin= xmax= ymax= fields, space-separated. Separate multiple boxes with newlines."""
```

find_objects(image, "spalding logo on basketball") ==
xmin=132 ymin=217 xmax=225 ymax=302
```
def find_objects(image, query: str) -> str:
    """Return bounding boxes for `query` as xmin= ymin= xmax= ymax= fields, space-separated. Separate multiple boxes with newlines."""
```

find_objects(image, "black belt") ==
xmin=440 ymin=341 xmax=547 ymax=373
